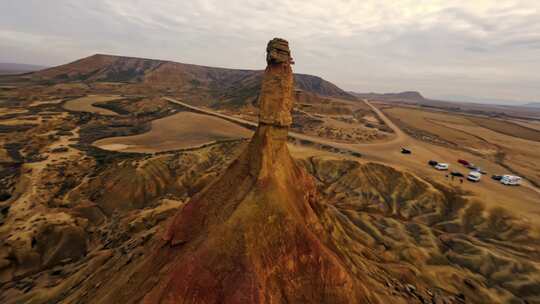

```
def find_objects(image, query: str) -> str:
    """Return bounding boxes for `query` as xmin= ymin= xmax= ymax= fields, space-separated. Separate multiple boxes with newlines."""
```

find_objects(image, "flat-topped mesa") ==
xmin=258 ymin=38 xmax=294 ymax=127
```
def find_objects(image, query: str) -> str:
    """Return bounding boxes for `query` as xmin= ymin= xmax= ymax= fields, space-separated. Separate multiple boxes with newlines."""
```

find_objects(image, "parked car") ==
xmin=401 ymin=148 xmax=411 ymax=154
xmin=501 ymin=175 xmax=522 ymax=186
xmin=451 ymin=171 xmax=464 ymax=177
xmin=458 ymin=159 xmax=470 ymax=166
xmin=468 ymin=166 xmax=487 ymax=174
xmin=491 ymin=175 xmax=503 ymax=181
xmin=435 ymin=163 xmax=449 ymax=170
xmin=470 ymin=166 xmax=486 ymax=174
xmin=467 ymin=164 xmax=478 ymax=170
xmin=428 ymin=160 xmax=438 ymax=167
xmin=467 ymin=171 xmax=482 ymax=182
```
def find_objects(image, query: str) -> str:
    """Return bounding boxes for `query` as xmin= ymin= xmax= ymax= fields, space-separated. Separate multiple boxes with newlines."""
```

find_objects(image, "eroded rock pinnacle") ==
xmin=258 ymin=38 xmax=294 ymax=127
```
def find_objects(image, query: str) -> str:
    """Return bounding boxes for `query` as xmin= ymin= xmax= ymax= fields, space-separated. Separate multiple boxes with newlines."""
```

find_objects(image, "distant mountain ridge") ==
xmin=349 ymin=89 xmax=540 ymax=120
xmin=29 ymin=54 xmax=356 ymax=106
xmin=0 ymin=63 xmax=48 ymax=75
xmin=523 ymin=102 xmax=540 ymax=108
xmin=350 ymin=91 xmax=425 ymax=102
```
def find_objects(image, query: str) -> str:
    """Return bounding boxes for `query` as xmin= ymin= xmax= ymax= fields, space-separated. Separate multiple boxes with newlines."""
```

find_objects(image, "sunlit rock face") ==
xmin=258 ymin=38 xmax=294 ymax=127
xmin=126 ymin=37 xmax=377 ymax=304
xmin=143 ymin=38 xmax=471 ymax=304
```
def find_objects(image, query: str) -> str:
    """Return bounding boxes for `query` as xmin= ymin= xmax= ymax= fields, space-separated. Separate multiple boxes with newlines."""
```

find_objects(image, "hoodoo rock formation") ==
xmin=258 ymin=38 xmax=294 ymax=127
xmin=91 ymin=38 xmax=423 ymax=304
xmin=3 ymin=37 xmax=538 ymax=304
xmin=142 ymin=37 xmax=375 ymax=303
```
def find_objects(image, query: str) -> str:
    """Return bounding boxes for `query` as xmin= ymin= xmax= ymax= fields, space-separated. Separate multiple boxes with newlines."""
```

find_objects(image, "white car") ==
xmin=467 ymin=171 xmax=482 ymax=182
xmin=501 ymin=175 xmax=521 ymax=186
xmin=434 ymin=163 xmax=449 ymax=170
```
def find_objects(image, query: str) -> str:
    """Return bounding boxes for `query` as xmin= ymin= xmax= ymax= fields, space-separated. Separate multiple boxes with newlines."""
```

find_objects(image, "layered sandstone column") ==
xmin=110 ymin=37 xmax=376 ymax=304
xmin=258 ymin=38 xmax=294 ymax=127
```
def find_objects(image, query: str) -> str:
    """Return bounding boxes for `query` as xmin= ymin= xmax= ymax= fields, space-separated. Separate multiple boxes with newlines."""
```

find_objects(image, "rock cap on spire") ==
xmin=259 ymin=38 xmax=294 ymax=127
xmin=266 ymin=38 xmax=294 ymax=65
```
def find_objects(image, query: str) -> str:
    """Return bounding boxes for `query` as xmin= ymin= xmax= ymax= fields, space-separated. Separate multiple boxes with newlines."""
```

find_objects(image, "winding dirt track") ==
xmin=363 ymin=99 xmax=406 ymax=144
xmin=164 ymin=97 xmax=403 ymax=152
xmin=164 ymin=97 xmax=540 ymax=216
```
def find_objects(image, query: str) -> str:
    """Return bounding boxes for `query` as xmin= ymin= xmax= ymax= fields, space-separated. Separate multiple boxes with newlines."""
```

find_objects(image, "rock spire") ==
xmin=94 ymin=38 xmax=383 ymax=304
xmin=258 ymin=38 xmax=295 ymax=127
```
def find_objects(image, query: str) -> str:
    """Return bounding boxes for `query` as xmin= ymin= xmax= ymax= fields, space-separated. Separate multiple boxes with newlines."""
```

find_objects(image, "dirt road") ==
xmin=164 ymin=97 xmax=363 ymax=155
xmin=363 ymin=99 xmax=406 ymax=143
xmin=163 ymin=97 xmax=540 ymax=216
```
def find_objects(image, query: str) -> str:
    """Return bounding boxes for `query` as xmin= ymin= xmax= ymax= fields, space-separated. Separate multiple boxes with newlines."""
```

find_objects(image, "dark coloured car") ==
xmin=428 ymin=160 xmax=438 ymax=166
xmin=467 ymin=164 xmax=478 ymax=170
xmin=451 ymin=171 xmax=464 ymax=177
xmin=458 ymin=159 xmax=470 ymax=166
xmin=492 ymin=175 xmax=503 ymax=181
xmin=401 ymin=148 xmax=411 ymax=154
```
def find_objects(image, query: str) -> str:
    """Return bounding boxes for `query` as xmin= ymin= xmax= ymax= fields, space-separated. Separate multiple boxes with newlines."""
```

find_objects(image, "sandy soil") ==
xmin=2 ymin=93 xmax=540 ymax=303
xmin=0 ymin=108 xmax=27 ymax=115
xmin=163 ymin=98 xmax=540 ymax=218
xmin=365 ymin=104 xmax=540 ymax=216
xmin=90 ymin=97 xmax=540 ymax=217
xmin=436 ymin=120 xmax=540 ymax=186
xmin=468 ymin=116 xmax=540 ymax=142
xmin=28 ymin=99 xmax=63 ymax=107
xmin=63 ymin=95 xmax=121 ymax=115
xmin=511 ymin=119 xmax=540 ymax=131
xmin=0 ymin=116 xmax=41 ymax=125
xmin=382 ymin=105 xmax=540 ymax=185
xmin=93 ymin=111 xmax=253 ymax=153
xmin=1 ymin=125 xmax=83 ymax=246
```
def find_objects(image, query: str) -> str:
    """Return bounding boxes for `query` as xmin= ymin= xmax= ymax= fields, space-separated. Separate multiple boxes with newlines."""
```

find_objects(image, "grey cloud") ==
xmin=0 ymin=0 xmax=539 ymax=103
xmin=464 ymin=46 xmax=489 ymax=52
xmin=502 ymin=36 xmax=540 ymax=48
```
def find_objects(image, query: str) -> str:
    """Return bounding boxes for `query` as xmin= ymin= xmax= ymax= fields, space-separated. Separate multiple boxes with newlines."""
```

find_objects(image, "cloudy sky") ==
xmin=1 ymin=0 xmax=539 ymax=104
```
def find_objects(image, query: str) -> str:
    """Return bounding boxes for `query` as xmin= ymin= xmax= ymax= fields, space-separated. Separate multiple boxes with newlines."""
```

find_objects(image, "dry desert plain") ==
xmin=79 ymin=93 xmax=540 ymax=226
xmin=63 ymin=95 xmax=122 ymax=116
xmin=94 ymin=111 xmax=253 ymax=153
xmin=1 ymin=54 xmax=540 ymax=303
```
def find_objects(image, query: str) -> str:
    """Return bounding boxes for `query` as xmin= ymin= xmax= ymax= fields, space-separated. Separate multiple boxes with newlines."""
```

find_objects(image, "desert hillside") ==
xmin=3 ymin=0 xmax=540 ymax=302
xmin=27 ymin=54 xmax=355 ymax=107
xmin=0 ymin=37 xmax=539 ymax=304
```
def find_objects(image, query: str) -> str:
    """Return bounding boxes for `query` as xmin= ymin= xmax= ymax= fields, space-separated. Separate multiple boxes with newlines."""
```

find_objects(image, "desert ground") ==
xmin=1 ymin=54 xmax=540 ymax=303
xmin=146 ymin=98 xmax=540 ymax=218
xmin=63 ymin=95 xmax=122 ymax=116
xmin=94 ymin=111 xmax=253 ymax=153
xmin=514 ymin=119 xmax=540 ymax=131
xmin=381 ymin=104 xmax=540 ymax=188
